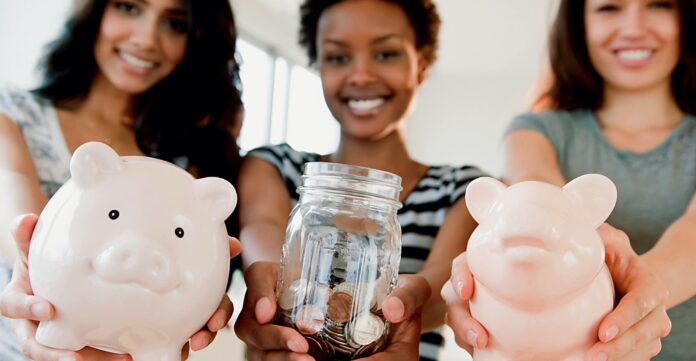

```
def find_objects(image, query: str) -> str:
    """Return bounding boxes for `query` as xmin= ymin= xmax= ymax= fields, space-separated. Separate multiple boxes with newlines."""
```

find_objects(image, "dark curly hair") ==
xmin=34 ymin=0 xmax=243 ymax=185
xmin=538 ymin=0 xmax=696 ymax=114
xmin=299 ymin=0 xmax=441 ymax=66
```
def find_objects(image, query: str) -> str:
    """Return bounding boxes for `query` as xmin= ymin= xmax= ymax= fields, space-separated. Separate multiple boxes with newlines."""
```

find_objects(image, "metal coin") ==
xmin=333 ymin=281 xmax=356 ymax=295
xmin=295 ymin=305 xmax=325 ymax=335
xmin=278 ymin=279 xmax=307 ymax=311
xmin=327 ymin=292 xmax=353 ymax=323
xmin=305 ymin=334 xmax=335 ymax=361
xmin=348 ymin=313 xmax=385 ymax=346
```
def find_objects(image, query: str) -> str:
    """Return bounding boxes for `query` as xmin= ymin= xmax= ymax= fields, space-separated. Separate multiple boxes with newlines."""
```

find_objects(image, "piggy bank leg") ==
xmin=560 ymin=351 xmax=586 ymax=361
xmin=35 ymin=320 xmax=86 ymax=350
xmin=131 ymin=347 xmax=181 ymax=361
xmin=472 ymin=348 xmax=509 ymax=361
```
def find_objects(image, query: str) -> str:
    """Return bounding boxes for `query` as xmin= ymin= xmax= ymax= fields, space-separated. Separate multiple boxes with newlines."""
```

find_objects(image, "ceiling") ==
xmin=239 ymin=0 xmax=558 ymax=77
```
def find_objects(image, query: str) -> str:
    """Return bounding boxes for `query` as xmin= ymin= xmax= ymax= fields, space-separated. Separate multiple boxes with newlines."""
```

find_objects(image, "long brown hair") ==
xmin=535 ymin=0 xmax=696 ymax=114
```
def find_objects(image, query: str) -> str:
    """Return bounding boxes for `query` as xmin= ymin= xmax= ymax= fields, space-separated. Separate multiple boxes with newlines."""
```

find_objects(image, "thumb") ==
xmin=382 ymin=275 xmax=431 ymax=323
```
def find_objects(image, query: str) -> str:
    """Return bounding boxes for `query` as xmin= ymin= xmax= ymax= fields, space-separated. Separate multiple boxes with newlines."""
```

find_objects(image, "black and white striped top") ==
xmin=248 ymin=143 xmax=487 ymax=361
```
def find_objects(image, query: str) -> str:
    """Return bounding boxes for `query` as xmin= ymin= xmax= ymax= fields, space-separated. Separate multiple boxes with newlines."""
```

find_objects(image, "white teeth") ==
xmin=120 ymin=52 xmax=155 ymax=69
xmin=617 ymin=49 xmax=652 ymax=62
xmin=347 ymin=98 xmax=385 ymax=111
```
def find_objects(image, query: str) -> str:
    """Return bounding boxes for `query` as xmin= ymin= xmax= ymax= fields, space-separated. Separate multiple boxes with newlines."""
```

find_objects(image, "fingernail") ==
xmin=604 ymin=326 xmax=619 ymax=342
xmin=287 ymin=339 xmax=303 ymax=352
xmin=593 ymin=352 xmax=608 ymax=361
xmin=389 ymin=297 xmax=405 ymax=321
xmin=30 ymin=302 xmax=49 ymax=319
xmin=466 ymin=329 xmax=478 ymax=348
xmin=455 ymin=280 xmax=465 ymax=297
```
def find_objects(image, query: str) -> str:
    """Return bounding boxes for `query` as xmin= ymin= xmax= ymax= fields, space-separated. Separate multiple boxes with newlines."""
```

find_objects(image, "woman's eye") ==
xmin=325 ymin=54 xmax=350 ymax=65
xmin=375 ymin=51 xmax=400 ymax=62
xmin=166 ymin=18 xmax=189 ymax=34
xmin=648 ymin=0 xmax=675 ymax=10
xmin=596 ymin=4 xmax=620 ymax=12
xmin=113 ymin=1 xmax=140 ymax=16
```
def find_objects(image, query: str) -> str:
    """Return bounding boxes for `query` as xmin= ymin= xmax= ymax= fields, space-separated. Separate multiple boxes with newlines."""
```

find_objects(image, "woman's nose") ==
xmin=347 ymin=57 xmax=378 ymax=86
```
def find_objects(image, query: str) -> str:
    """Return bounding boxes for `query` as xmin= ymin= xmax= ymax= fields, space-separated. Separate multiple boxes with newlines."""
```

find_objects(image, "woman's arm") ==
xmin=237 ymin=156 xmax=293 ymax=268
xmin=418 ymin=199 xmax=476 ymax=331
xmin=642 ymin=193 xmax=696 ymax=308
xmin=502 ymin=130 xmax=566 ymax=186
xmin=0 ymin=114 xmax=47 ymax=264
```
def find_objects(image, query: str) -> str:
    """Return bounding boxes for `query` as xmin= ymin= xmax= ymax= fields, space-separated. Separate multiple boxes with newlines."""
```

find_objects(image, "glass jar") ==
xmin=275 ymin=162 xmax=402 ymax=361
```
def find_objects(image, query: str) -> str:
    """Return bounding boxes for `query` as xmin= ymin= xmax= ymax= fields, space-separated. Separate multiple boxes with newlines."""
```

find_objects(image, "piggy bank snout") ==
xmin=93 ymin=241 xmax=181 ymax=294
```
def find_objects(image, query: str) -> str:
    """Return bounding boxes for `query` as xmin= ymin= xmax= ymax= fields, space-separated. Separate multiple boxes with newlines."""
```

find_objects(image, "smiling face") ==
xmin=316 ymin=0 xmax=427 ymax=141
xmin=584 ymin=0 xmax=681 ymax=93
xmin=94 ymin=0 xmax=189 ymax=95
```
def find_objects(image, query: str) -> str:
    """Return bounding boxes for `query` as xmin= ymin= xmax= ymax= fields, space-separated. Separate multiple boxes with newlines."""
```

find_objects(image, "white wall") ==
xmin=0 ymin=0 xmax=72 ymax=88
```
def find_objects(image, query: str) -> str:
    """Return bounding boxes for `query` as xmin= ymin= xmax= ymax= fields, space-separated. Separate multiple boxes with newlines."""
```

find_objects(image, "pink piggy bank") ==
xmin=28 ymin=142 xmax=237 ymax=360
xmin=465 ymin=174 xmax=616 ymax=360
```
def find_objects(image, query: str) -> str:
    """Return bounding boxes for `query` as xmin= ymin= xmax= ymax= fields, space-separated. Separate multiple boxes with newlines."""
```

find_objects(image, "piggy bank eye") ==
xmin=108 ymin=210 xmax=120 ymax=220
xmin=175 ymin=227 xmax=185 ymax=238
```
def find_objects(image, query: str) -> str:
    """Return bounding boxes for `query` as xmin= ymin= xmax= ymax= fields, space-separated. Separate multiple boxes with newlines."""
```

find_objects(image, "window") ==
xmin=237 ymin=39 xmax=339 ymax=154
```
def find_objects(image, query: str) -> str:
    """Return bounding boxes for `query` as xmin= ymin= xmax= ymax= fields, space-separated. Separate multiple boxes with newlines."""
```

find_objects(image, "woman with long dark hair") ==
xmin=0 ymin=0 xmax=244 ymax=359
xmin=446 ymin=0 xmax=691 ymax=359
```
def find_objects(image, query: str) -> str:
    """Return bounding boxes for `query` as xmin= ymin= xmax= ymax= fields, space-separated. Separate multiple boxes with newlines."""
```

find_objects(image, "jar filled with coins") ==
xmin=275 ymin=162 xmax=402 ymax=361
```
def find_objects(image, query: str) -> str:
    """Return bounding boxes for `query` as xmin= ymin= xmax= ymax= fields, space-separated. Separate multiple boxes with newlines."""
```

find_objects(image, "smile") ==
xmin=615 ymin=48 xmax=654 ymax=63
xmin=347 ymin=98 xmax=385 ymax=112
xmin=118 ymin=51 xmax=156 ymax=70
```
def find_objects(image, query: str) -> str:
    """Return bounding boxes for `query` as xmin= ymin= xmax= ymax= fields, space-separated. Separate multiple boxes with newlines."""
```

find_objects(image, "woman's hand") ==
xmin=441 ymin=224 xmax=672 ymax=360
xmin=0 ymin=214 xmax=242 ymax=361
xmin=235 ymin=262 xmax=431 ymax=361
xmin=355 ymin=275 xmax=430 ymax=361
xmin=585 ymin=224 xmax=671 ymax=360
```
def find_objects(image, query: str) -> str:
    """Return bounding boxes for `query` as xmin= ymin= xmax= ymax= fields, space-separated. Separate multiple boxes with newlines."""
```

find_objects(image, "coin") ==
xmin=295 ymin=305 xmax=325 ymax=335
xmin=278 ymin=279 xmax=307 ymax=311
xmin=310 ymin=284 xmax=334 ymax=306
xmin=333 ymin=281 xmax=356 ymax=295
xmin=327 ymin=292 xmax=353 ymax=323
xmin=348 ymin=313 xmax=385 ymax=346
xmin=305 ymin=334 xmax=334 ymax=361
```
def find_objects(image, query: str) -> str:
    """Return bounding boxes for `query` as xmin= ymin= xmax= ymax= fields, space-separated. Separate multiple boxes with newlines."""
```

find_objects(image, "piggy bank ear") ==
xmin=194 ymin=177 xmax=238 ymax=222
xmin=70 ymin=142 xmax=123 ymax=189
xmin=563 ymin=174 xmax=617 ymax=228
xmin=465 ymin=177 xmax=506 ymax=224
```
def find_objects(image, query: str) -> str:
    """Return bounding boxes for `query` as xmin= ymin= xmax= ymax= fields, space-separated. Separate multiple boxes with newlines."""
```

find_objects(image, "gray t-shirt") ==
xmin=0 ymin=87 xmax=70 ymax=360
xmin=507 ymin=110 xmax=696 ymax=360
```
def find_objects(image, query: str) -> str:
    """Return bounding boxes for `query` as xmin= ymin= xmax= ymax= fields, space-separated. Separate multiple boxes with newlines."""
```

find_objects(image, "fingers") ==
xmin=586 ymin=305 xmax=670 ymax=361
xmin=11 ymin=214 xmax=39 ymax=262
xmin=229 ymin=237 xmax=242 ymax=259
xmin=243 ymin=262 xmax=279 ymax=324
xmin=448 ymin=253 xmax=474 ymax=301
xmin=207 ymin=295 xmax=233 ymax=332
xmin=11 ymin=319 xmax=81 ymax=361
xmin=246 ymin=346 xmax=315 ymax=361
xmin=190 ymin=295 xmax=231 ymax=350
xmin=597 ymin=277 xmax=669 ymax=343
xmin=190 ymin=328 xmax=216 ymax=352
xmin=443 ymin=296 xmax=488 ymax=349
xmin=382 ymin=275 xmax=430 ymax=323
xmin=235 ymin=319 xmax=307 ymax=353
xmin=235 ymin=262 xmax=307 ymax=354
xmin=0 ymin=289 xmax=53 ymax=320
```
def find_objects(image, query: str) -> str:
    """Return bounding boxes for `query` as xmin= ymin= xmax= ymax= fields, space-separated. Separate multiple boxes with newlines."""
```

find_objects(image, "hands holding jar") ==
xmin=235 ymin=261 xmax=430 ymax=361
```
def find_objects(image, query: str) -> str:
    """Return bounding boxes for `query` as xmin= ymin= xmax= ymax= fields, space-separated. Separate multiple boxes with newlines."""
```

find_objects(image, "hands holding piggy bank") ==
xmin=463 ymin=175 xmax=616 ymax=360
xmin=27 ymin=142 xmax=237 ymax=361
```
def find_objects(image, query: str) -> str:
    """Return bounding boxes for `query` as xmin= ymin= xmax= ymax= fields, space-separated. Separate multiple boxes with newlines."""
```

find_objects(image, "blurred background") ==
xmin=0 ymin=0 xmax=558 ymax=359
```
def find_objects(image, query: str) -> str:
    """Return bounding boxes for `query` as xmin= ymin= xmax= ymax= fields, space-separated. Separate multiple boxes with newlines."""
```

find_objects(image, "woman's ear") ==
xmin=417 ymin=54 xmax=430 ymax=85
